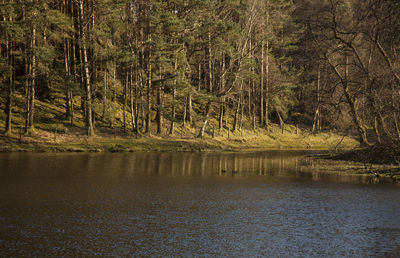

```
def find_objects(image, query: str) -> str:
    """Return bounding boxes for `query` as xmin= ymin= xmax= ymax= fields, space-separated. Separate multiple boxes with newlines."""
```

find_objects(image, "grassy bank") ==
xmin=0 ymin=90 xmax=359 ymax=153
xmin=0 ymin=124 xmax=358 ymax=153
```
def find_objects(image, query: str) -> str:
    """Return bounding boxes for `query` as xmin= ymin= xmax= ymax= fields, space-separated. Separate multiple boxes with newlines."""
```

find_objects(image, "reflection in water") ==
xmin=0 ymin=151 xmax=388 ymax=183
xmin=0 ymin=152 xmax=399 ymax=257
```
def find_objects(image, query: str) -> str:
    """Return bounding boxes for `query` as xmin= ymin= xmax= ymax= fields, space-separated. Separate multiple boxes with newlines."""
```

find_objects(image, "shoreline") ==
xmin=0 ymin=127 xmax=358 ymax=153
xmin=1 ymin=130 xmax=399 ymax=185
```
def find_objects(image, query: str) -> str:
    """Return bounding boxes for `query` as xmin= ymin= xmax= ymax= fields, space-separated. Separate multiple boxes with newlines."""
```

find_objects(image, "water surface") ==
xmin=0 ymin=152 xmax=399 ymax=257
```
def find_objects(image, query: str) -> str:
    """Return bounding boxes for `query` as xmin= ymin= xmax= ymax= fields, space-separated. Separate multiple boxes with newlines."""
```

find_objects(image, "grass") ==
xmin=0 ymin=124 xmax=359 ymax=153
xmin=0 ymin=90 xmax=360 ymax=153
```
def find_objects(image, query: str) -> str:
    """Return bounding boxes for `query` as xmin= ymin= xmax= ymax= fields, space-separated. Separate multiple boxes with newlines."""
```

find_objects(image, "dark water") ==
xmin=0 ymin=151 xmax=399 ymax=257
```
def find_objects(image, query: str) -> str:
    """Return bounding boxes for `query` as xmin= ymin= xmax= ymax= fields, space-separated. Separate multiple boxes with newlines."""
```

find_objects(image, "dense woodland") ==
xmin=1 ymin=0 xmax=400 ymax=148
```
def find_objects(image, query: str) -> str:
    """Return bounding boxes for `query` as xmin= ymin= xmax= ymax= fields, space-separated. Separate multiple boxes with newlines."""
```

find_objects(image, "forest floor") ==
xmin=0 ymin=92 xmax=358 ymax=153
xmin=0 ymin=124 xmax=358 ymax=153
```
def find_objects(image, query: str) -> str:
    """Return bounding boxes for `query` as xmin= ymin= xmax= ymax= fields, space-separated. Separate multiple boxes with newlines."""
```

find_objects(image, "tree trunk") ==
xmin=24 ymin=36 xmax=30 ymax=132
xmin=187 ymin=94 xmax=192 ymax=125
xmin=239 ymin=82 xmax=244 ymax=131
xmin=170 ymin=56 xmax=177 ymax=134
xmin=26 ymin=10 xmax=36 ymax=134
xmin=374 ymin=116 xmax=382 ymax=143
xmin=64 ymin=37 xmax=71 ymax=120
xmin=326 ymin=54 xmax=369 ymax=145
xmin=198 ymin=101 xmax=212 ymax=138
xmin=170 ymin=87 xmax=176 ymax=135
xmin=130 ymin=68 xmax=136 ymax=132
xmin=208 ymin=28 xmax=213 ymax=93
xmin=277 ymin=111 xmax=284 ymax=134
xmin=264 ymin=41 xmax=270 ymax=128
xmin=64 ymin=8 xmax=75 ymax=126
xmin=252 ymin=79 xmax=256 ymax=130
xmin=103 ymin=69 xmax=107 ymax=120
xmin=78 ymin=0 xmax=94 ymax=136
xmin=345 ymin=56 xmax=368 ymax=144
xmin=156 ymin=68 xmax=163 ymax=135
xmin=198 ymin=62 xmax=201 ymax=91
xmin=232 ymin=99 xmax=240 ymax=132
xmin=134 ymin=66 xmax=140 ymax=133
xmin=344 ymin=84 xmax=368 ymax=145
xmin=260 ymin=41 xmax=264 ymax=125
xmin=123 ymin=71 xmax=128 ymax=133
xmin=219 ymin=55 xmax=225 ymax=129
xmin=312 ymin=108 xmax=320 ymax=134
xmin=145 ymin=34 xmax=152 ymax=135
xmin=69 ymin=0 xmax=77 ymax=126
xmin=312 ymin=64 xmax=321 ymax=133
xmin=5 ymin=26 xmax=13 ymax=134
xmin=69 ymin=90 xmax=74 ymax=125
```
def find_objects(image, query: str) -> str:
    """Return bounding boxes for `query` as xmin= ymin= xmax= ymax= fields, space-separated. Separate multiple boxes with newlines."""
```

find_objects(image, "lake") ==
xmin=0 ymin=151 xmax=399 ymax=257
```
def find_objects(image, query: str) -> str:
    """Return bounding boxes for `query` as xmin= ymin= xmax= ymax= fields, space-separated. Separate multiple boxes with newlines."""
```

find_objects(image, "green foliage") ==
xmin=3 ymin=0 xmax=396 ymax=153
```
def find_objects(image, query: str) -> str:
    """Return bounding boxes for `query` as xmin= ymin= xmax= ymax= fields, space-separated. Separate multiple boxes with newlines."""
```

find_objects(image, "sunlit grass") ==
xmin=0 ymin=92 xmax=359 ymax=153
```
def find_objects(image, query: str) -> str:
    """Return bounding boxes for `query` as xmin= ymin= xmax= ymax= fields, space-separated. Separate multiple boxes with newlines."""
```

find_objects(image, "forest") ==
xmin=1 ymin=0 xmax=400 ymax=154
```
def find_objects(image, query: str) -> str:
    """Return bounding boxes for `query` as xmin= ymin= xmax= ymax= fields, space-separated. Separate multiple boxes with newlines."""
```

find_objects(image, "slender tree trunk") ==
xmin=252 ymin=73 xmax=256 ymax=130
xmin=156 ymin=68 xmax=163 ymax=135
xmin=78 ymin=0 xmax=94 ymax=136
xmin=277 ymin=111 xmax=284 ymax=134
xmin=198 ymin=62 xmax=201 ymax=91
xmin=343 ymin=56 xmax=368 ymax=145
xmin=187 ymin=94 xmax=192 ymax=125
xmin=130 ymin=68 xmax=136 ymax=132
xmin=240 ymin=84 xmax=244 ymax=131
xmin=183 ymin=101 xmax=187 ymax=126
xmin=24 ymin=33 xmax=31 ymax=132
xmin=64 ymin=37 xmax=71 ymax=120
xmin=69 ymin=0 xmax=76 ymax=126
xmin=123 ymin=71 xmax=128 ymax=133
xmin=219 ymin=98 xmax=224 ymax=129
xmin=312 ymin=64 xmax=321 ymax=133
xmin=170 ymin=57 xmax=178 ymax=135
xmin=69 ymin=90 xmax=74 ymax=125
xmin=140 ymin=79 xmax=145 ymax=132
xmin=198 ymin=100 xmax=212 ymax=138
xmin=134 ymin=65 xmax=140 ymax=133
xmin=208 ymin=28 xmax=213 ymax=93
xmin=260 ymin=41 xmax=264 ymax=125
xmin=232 ymin=99 xmax=240 ymax=132
xmin=26 ymin=9 xmax=36 ymax=134
xmin=65 ymin=0 xmax=74 ymax=125
xmin=374 ymin=116 xmax=382 ymax=143
xmin=392 ymin=83 xmax=400 ymax=139
xmin=219 ymin=55 xmax=225 ymax=129
xmin=103 ymin=69 xmax=107 ymax=120
xmin=248 ymin=75 xmax=251 ymax=117
xmin=170 ymin=87 xmax=176 ymax=135
xmin=265 ymin=41 xmax=269 ymax=128
xmin=145 ymin=33 xmax=152 ymax=135
xmin=5 ymin=23 xmax=13 ymax=134
xmin=110 ymin=67 xmax=116 ymax=128
xmin=5 ymin=53 xmax=13 ymax=134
